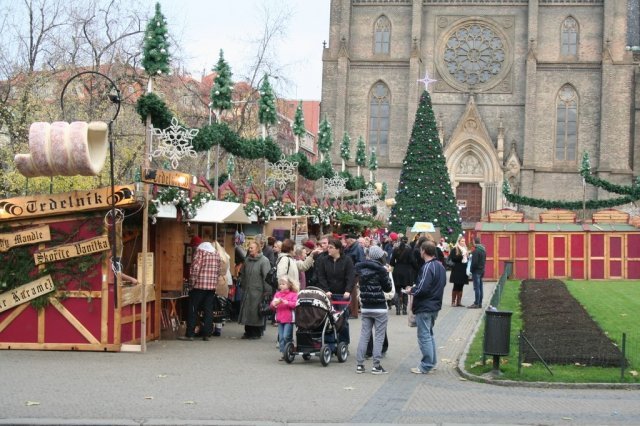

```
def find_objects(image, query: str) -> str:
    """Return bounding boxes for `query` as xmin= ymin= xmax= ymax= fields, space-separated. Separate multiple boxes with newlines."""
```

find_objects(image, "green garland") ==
xmin=502 ymin=179 xmax=639 ymax=210
xmin=580 ymin=152 xmax=640 ymax=196
xmin=136 ymin=93 xmax=368 ymax=190
xmin=135 ymin=92 xmax=173 ymax=129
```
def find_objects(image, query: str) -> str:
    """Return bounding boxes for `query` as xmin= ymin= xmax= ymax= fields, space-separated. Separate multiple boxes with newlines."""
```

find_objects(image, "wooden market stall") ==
xmin=475 ymin=208 xmax=640 ymax=280
xmin=0 ymin=185 xmax=156 ymax=351
xmin=152 ymin=197 xmax=251 ymax=339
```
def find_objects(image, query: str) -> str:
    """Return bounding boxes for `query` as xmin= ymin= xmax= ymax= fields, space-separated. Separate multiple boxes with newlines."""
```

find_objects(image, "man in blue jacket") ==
xmin=406 ymin=241 xmax=447 ymax=374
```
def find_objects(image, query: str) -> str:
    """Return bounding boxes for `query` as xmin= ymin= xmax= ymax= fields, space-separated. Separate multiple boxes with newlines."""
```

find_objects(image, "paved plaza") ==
xmin=2 ymin=282 xmax=639 ymax=425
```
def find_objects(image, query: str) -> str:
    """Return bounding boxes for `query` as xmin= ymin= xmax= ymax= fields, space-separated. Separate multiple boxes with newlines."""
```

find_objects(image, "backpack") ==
xmin=265 ymin=256 xmax=290 ymax=290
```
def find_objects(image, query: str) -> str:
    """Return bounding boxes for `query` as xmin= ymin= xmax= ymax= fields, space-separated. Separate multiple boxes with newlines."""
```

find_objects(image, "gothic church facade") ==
xmin=321 ymin=0 xmax=640 ymax=223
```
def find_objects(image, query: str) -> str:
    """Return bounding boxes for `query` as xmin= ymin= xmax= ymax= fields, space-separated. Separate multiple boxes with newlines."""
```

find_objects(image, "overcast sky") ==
xmin=157 ymin=0 xmax=330 ymax=100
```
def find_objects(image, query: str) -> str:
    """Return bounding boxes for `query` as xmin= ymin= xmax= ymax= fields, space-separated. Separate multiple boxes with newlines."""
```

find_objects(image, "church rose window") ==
xmin=437 ymin=19 xmax=511 ymax=92
xmin=444 ymin=24 xmax=505 ymax=85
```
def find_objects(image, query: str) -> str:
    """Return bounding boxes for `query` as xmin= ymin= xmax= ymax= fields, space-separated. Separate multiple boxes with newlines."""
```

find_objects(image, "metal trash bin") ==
xmin=483 ymin=310 xmax=513 ymax=356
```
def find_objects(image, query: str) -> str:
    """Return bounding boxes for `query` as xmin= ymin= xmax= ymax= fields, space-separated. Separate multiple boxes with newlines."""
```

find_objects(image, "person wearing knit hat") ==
xmin=354 ymin=243 xmax=392 ymax=375
xmin=190 ymin=235 xmax=203 ymax=248
xmin=389 ymin=232 xmax=398 ymax=242
xmin=367 ymin=245 xmax=385 ymax=261
xmin=303 ymin=240 xmax=316 ymax=251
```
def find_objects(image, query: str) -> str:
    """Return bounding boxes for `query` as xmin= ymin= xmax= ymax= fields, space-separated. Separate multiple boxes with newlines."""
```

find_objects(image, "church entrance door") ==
xmin=456 ymin=182 xmax=482 ymax=222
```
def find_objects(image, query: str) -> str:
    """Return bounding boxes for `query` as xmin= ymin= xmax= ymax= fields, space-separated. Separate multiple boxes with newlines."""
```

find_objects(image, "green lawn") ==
xmin=464 ymin=279 xmax=640 ymax=383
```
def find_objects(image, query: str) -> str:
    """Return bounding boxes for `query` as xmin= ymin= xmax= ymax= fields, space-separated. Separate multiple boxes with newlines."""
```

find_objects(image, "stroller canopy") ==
xmin=295 ymin=287 xmax=332 ymax=330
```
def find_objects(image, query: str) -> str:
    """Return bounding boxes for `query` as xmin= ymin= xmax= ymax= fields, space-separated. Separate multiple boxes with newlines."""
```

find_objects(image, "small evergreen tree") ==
xmin=368 ymin=147 xmax=378 ymax=182
xmin=340 ymin=132 xmax=351 ymax=172
xmin=317 ymin=116 xmax=333 ymax=161
xmin=292 ymin=101 xmax=305 ymax=137
xmin=210 ymin=50 xmax=233 ymax=113
xmin=355 ymin=136 xmax=366 ymax=177
xmin=389 ymin=90 xmax=461 ymax=238
xmin=142 ymin=3 xmax=170 ymax=77
xmin=258 ymin=74 xmax=277 ymax=128
xmin=292 ymin=101 xmax=305 ymax=153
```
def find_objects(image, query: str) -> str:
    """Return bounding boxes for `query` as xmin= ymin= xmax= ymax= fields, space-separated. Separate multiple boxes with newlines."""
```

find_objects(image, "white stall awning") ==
xmin=188 ymin=200 xmax=251 ymax=224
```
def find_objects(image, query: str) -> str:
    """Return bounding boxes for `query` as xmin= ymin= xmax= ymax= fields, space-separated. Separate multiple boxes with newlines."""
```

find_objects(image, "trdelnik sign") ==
xmin=0 ymin=185 xmax=135 ymax=221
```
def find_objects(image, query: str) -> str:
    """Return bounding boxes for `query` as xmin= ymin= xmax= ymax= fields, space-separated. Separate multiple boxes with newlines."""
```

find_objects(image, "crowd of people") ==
xmin=178 ymin=229 xmax=486 ymax=376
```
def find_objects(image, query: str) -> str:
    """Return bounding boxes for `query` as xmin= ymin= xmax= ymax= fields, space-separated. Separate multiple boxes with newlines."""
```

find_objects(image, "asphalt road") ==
xmin=2 ymin=282 xmax=639 ymax=425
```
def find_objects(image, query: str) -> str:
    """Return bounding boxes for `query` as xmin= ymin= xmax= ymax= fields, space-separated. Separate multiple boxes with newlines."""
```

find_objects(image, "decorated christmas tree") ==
xmin=389 ymin=90 xmax=462 ymax=237
xmin=258 ymin=74 xmax=277 ymax=129
xmin=317 ymin=115 xmax=333 ymax=161
xmin=292 ymin=101 xmax=305 ymax=137
xmin=142 ymin=3 xmax=170 ymax=77
xmin=355 ymin=136 xmax=366 ymax=177
xmin=210 ymin=49 xmax=233 ymax=113
xmin=368 ymin=147 xmax=378 ymax=182
xmin=340 ymin=132 xmax=351 ymax=171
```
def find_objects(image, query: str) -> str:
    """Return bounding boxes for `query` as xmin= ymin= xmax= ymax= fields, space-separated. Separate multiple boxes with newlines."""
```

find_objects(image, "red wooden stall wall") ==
xmin=590 ymin=234 xmax=605 ymax=279
xmin=570 ymin=234 xmax=585 ymax=279
xmin=514 ymin=234 xmax=529 ymax=279
xmin=628 ymin=234 xmax=640 ymax=279
xmin=534 ymin=234 xmax=549 ymax=279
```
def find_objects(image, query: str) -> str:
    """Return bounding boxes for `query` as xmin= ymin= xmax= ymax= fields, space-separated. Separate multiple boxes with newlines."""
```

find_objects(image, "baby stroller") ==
xmin=283 ymin=287 xmax=349 ymax=366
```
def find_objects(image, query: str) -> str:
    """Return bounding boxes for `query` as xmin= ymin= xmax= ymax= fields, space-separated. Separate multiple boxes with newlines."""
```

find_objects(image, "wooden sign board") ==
xmin=143 ymin=168 xmax=192 ymax=189
xmin=488 ymin=208 xmax=525 ymax=223
xmin=34 ymin=235 xmax=110 ymax=266
xmin=539 ymin=209 xmax=576 ymax=223
xmin=0 ymin=225 xmax=51 ymax=252
xmin=592 ymin=209 xmax=629 ymax=224
xmin=137 ymin=252 xmax=154 ymax=285
xmin=0 ymin=185 xmax=136 ymax=221
xmin=0 ymin=275 xmax=55 ymax=313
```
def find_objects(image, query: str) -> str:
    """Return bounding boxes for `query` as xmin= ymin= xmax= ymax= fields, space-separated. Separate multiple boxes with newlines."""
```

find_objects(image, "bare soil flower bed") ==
xmin=520 ymin=279 xmax=623 ymax=367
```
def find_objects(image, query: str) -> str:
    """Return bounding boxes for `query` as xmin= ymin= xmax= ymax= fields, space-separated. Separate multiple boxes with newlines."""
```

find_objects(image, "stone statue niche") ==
xmin=504 ymin=142 xmax=521 ymax=194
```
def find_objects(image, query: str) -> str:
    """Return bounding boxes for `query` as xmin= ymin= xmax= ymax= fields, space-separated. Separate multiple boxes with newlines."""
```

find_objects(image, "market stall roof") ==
xmin=474 ymin=222 xmax=639 ymax=232
xmin=188 ymin=200 xmax=251 ymax=224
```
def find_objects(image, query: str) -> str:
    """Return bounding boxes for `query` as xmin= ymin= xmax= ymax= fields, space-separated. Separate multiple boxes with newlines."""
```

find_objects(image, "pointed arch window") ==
xmin=374 ymin=16 xmax=391 ymax=54
xmin=555 ymin=85 xmax=578 ymax=162
xmin=561 ymin=17 xmax=578 ymax=56
xmin=369 ymin=82 xmax=390 ymax=157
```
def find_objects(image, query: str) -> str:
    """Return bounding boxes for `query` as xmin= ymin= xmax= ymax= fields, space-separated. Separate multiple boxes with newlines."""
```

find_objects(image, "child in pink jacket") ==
xmin=271 ymin=276 xmax=299 ymax=360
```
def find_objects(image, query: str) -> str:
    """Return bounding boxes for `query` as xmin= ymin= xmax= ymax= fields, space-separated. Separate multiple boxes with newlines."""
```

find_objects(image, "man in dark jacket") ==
xmin=468 ymin=236 xmax=487 ymax=309
xmin=316 ymin=238 xmax=355 ymax=344
xmin=407 ymin=242 xmax=446 ymax=374
xmin=344 ymin=233 xmax=365 ymax=265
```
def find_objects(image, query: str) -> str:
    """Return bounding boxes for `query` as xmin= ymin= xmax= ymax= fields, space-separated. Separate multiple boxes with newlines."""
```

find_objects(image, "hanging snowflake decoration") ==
xmin=266 ymin=154 xmax=299 ymax=190
xmin=151 ymin=117 xmax=199 ymax=169
xmin=323 ymin=174 xmax=348 ymax=197
xmin=361 ymin=187 xmax=379 ymax=207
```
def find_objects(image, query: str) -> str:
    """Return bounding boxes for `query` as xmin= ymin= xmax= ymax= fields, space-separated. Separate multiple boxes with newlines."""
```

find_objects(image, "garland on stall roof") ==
xmin=135 ymin=93 xmax=368 ymax=190
xmin=502 ymin=180 xmax=640 ymax=210
xmin=579 ymin=152 xmax=640 ymax=196
xmin=150 ymin=186 xmax=216 ymax=220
